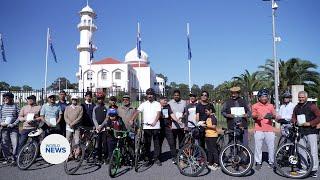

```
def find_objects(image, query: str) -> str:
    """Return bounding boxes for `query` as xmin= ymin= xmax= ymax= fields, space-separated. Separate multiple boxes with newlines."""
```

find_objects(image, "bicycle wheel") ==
xmin=17 ymin=141 xmax=39 ymax=170
xmin=217 ymin=135 xmax=225 ymax=154
xmin=219 ymin=143 xmax=254 ymax=177
xmin=109 ymin=149 xmax=121 ymax=178
xmin=274 ymin=143 xmax=313 ymax=179
xmin=134 ymin=129 xmax=142 ymax=172
xmin=177 ymin=143 xmax=207 ymax=177
xmin=64 ymin=144 xmax=85 ymax=175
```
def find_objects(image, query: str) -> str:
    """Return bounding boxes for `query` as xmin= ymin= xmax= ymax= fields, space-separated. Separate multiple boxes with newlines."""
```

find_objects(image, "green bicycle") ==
xmin=108 ymin=128 xmax=135 ymax=178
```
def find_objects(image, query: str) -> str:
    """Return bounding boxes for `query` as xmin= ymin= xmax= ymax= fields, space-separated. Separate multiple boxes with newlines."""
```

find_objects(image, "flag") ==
xmin=0 ymin=34 xmax=7 ymax=62
xmin=136 ymin=25 xmax=142 ymax=59
xmin=48 ymin=31 xmax=57 ymax=63
xmin=89 ymin=40 xmax=94 ymax=61
xmin=187 ymin=34 xmax=192 ymax=60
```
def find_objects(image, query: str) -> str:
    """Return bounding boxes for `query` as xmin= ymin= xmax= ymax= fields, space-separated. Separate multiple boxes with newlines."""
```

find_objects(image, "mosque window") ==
xmin=115 ymin=72 xmax=121 ymax=80
xmin=87 ymin=71 xmax=93 ymax=80
xmin=101 ymin=71 xmax=107 ymax=80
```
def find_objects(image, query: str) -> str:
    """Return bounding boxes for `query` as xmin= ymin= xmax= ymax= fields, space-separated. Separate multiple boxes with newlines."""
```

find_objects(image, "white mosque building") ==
xmin=75 ymin=4 xmax=165 ymax=94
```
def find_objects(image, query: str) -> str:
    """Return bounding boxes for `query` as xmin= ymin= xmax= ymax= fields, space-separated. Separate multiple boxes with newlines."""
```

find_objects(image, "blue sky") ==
xmin=0 ymin=0 xmax=319 ymax=89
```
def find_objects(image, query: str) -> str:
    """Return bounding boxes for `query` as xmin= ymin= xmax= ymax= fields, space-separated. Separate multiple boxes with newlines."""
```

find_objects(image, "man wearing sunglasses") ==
xmin=196 ymin=90 xmax=215 ymax=149
xmin=130 ymin=88 xmax=162 ymax=166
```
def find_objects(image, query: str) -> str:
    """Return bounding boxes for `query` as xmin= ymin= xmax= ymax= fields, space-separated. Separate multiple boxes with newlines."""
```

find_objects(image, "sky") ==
xmin=0 ymin=0 xmax=319 ymax=89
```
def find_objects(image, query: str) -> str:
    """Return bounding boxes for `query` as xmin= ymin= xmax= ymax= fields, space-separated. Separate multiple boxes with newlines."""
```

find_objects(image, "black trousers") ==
xmin=144 ymin=129 xmax=161 ymax=160
xmin=172 ymin=128 xmax=185 ymax=149
xmin=205 ymin=137 xmax=219 ymax=165
xmin=96 ymin=131 xmax=107 ymax=160
xmin=159 ymin=127 xmax=176 ymax=159
xmin=199 ymin=131 xmax=206 ymax=150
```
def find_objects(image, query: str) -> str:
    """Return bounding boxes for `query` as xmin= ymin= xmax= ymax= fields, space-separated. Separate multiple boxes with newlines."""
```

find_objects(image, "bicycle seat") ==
xmin=28 ymin=128 xmax=43 ymax=137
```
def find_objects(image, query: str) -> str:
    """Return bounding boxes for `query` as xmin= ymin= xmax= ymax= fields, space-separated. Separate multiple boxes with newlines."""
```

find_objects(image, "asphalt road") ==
xmin=0 ymin=133 xmax=318 ymax=180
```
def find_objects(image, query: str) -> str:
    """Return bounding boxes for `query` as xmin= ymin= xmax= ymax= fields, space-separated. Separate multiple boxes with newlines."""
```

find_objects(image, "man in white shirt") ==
xmin=130 ymin=88 xmax=162 ymax=166
xmin=277 ymin=92 xmax=295 ymax=136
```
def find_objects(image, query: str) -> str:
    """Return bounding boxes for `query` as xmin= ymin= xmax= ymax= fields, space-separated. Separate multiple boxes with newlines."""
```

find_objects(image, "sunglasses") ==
xmin=201 ymin=94 xmax=208 ymax=97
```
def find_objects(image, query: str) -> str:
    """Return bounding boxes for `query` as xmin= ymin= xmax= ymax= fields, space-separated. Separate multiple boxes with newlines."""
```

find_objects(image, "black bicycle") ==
xmin=274 ymin=123 xmax=313 ymax=179
xmin=134 ymin=122 xmax=151 ymax=172
xmin=176 ymin=121 xmax=207 ymax=177
xmin=17 ymin=128 xmax=43 ymax=170
xmin=64 ymin=126 xmax=99 ymax=175
xmin=219 ymin=117 xmax=254 ymax=177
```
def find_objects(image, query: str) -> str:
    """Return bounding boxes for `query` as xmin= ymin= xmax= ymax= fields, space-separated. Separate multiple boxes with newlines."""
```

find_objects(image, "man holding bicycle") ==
xmin=292 ymin=91 xmax=320 ymax=178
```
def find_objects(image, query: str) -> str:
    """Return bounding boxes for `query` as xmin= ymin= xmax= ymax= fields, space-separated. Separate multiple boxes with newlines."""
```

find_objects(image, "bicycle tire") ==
xmin=177 ymin=143 xmax=207 ymax=177
xmin=64 ymin=144 xmax=85 ymax=175
xmin=17 ymin=141 xmax=39 ymax=170
xmin=219 ymin=143 xmax=254 ymax=177
xmin=274 ymin=143 xmax=313 ymax=179
xmin=109 ymin=149 xmax=121 ymax=178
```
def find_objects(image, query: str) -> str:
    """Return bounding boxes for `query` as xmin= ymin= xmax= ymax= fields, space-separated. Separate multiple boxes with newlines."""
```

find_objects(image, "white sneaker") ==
xmin=296 ymin=169 xmax=307 ymax=174
xmin=208 ymin=164 xmax=220 ymax=171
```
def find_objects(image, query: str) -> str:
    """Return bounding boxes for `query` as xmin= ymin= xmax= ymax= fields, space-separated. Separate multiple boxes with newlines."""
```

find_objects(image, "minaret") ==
xmin=77 ymin=3 xmax=97 ymax=92
xmin=77 ymin=4 xmax=97 ymax=67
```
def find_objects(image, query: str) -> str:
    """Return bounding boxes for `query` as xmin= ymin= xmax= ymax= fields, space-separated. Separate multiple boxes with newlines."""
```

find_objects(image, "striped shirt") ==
xmin=0 ymin=103 xmax=20 ymax=126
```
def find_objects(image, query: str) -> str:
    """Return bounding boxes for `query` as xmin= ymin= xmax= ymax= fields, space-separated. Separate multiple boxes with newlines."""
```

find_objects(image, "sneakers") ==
xmin=296 ymin=169 xmax=307 ymax=174
xmin=268 ymin=163 xmax=274 ymax=169
xmin=155 ymin=159 xmax=162 ymax=166
xmin=255 ymin=163 xmax=262 ymax=171
xmin=172 ymin=158 xmax=177 ymax=164
xmin=310 ymin=171 xmax=318 ymax=178
xmin=208 ymin=163 xmax=220 ymax=171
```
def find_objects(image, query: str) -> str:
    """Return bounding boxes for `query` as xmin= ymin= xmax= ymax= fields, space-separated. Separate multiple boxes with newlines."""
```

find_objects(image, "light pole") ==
xmin=58 ymin=78 xmax=61 ymax=91
xmin=264 ymin=0 xmax=281 ymax=112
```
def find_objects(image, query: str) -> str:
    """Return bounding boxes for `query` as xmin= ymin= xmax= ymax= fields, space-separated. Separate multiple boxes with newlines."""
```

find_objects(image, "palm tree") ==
xmin=232 ymin=70 xmax=262 ymax=104
xmin=258 ymin=58 xmax=320 ymax=97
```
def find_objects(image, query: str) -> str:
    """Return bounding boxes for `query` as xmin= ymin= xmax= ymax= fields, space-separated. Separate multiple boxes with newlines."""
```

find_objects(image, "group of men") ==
xmin=0 ymin=87 xmax=319 ymax=177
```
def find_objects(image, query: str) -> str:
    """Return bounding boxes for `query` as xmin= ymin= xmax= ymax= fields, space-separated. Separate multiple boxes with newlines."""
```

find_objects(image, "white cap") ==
xmin=47 ymin=92 xmax=56 ymax=98
xmin=71 ymin=95 xmax=79 ymax=100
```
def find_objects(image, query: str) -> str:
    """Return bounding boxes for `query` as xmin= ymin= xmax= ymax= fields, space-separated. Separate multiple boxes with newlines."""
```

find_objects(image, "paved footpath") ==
xmin=0 ymin=132 xmax=317 ymax=180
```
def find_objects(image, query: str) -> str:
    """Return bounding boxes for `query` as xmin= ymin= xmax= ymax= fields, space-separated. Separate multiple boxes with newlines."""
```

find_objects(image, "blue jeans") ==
xmin=1 ymin=128 xmax=19 ymax=160
xmin=18 ymin=128 xmax=36 ymax=154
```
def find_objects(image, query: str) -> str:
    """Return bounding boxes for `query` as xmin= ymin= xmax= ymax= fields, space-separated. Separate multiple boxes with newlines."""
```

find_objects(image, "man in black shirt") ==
xmin=81 ymin=91 xmax=95 ymax=128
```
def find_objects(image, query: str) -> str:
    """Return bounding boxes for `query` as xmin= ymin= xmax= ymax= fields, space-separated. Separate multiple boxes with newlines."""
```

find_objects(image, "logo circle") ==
xmin=40 ymin=134 xmax=70 ymax=164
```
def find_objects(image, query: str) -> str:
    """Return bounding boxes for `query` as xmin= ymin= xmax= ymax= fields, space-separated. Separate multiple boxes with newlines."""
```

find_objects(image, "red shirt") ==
xmin=252 ymin=102 xmax=275 ymax=132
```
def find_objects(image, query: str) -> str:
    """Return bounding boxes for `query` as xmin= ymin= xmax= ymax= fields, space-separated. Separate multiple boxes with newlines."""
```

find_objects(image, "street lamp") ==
xmin=263 ymin=0 xmax=281 ymax=112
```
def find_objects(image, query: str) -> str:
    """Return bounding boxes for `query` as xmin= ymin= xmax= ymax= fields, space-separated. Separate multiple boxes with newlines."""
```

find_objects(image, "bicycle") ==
xmin=219 ymin=117 xmax=254 ymax=177
xmin=17 ymin=128 xmax=44 ymax=170
xmin=134 ymin=122 xmax=151 ymax=172
xmin=108 ymin=128 xmax=135 ymax=178
xmin=64 ymin=126 xmax=99 ymax=175
xmin=176 ymin=121 xmax=207 ymax=177
xmin=274 ymin=123 xmax=313 ymax=179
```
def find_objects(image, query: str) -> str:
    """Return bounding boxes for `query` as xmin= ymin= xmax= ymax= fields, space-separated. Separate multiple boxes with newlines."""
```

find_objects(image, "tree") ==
xmin=177 ymin=83 xmax=190 ymax=99
xmin=156 ymin=73 xmax=168 ymax=83
xmin=22 ymin=85 xmax=33 ymax=91
xmin=0 ymin=81 xmax=10 ymax=91
xmin=10 ymin=86 xmax=21 ymax=91
xmin=191 ymin=84 xmax=201 ymax=96
xmin=214 ymin=81 xmax=233 ymax=102
xmin=48 ymin=77 xmax=77 ymax=90
xmin=201 ymin=84 xmax=215 ymax=100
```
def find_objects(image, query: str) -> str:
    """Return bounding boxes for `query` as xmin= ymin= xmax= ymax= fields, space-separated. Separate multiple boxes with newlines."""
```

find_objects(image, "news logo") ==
xmin=40 ymin=134 xmax=70 ymax=164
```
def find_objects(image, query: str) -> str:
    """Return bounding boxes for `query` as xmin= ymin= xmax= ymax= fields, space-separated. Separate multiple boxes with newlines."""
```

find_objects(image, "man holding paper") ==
xmin=17 ymin=95 xmax=41 ymax=155
xmin=221 ymin=87 xmax=251 ymax=146
xmin=40 ymin=93 xmax=62 ymax=135
xmin=292 ymin=91 xmax=320 ymax=178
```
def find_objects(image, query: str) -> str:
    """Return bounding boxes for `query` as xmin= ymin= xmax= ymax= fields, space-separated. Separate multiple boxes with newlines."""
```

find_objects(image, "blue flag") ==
xmin=48 ymin=32 xmax=57 ymax=63
xmin=0 ymin=34 xmax=7 ymax=62
xmin=187 ymin=34 xmax=192 ymax=60
xmin=136 ymin=30 xmax=142 ymax=59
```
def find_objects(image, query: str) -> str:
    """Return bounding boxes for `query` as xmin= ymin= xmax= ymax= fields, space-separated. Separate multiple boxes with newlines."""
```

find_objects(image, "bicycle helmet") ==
xmin=257 ymin=89 xmax=269 ymax=97
xmin=96 ymin=91 xmax=106 ymax=99
xmin=282 ymin=92 xmax=292 ymax=98
xmin=107 ymin=108 xmax=118 ymax=116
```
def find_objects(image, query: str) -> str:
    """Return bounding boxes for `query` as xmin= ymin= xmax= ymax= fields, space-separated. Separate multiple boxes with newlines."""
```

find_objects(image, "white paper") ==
xmin=5 ymin=117 xmax=13 ymax=124
xmin=175 ymin=112 xmax=183 ymax=119
xmin=231 ymin=107 xmax=245 ymax=117
xmin=297 ymin=114 xmax=306 ymax=125
xmin=162 ymin=109 xmax=169 ymax=118
xmin=26 ymin=113 xmax=35 ymax=122
xmin=49 ymin=118 xmax=56 ymax=127
xmin=66 ymin=124 xmax=74 ymax=132
xmin=197 ymin=121 xmax=205 ymax=126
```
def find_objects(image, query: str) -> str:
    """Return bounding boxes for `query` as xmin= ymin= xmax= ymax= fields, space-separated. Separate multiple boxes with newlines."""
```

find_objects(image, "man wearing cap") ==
xmin=221 ymin=87 xmax=251 ymax=146
xmin=118 ymin=94 xmax=136 ymax=132
xmin=0 ymin=92 xmax=20 ymax=164
xmin=40 ymin=93 xmax=63 ymax=135
xmin=64 ymin=95 xmax=83 ymax=146
xmin=56 ymin=90 xmax=69 ymax=136
xmin=184 ymin=93 xmax=198 ymax=129
xmin=276 ymin=92 xmax=295 ymax=137
xmin=17 ymin=95 xmax=41 ymax=154
xmin=252 ymin=89 xmax=276 ymax=170
xmin=81 ymin=91 xmax=95 ymax=128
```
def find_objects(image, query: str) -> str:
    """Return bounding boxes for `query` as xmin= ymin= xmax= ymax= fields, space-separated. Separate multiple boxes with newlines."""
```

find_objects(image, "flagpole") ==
xmin=137 ymin=22 xmax=141 ymax=104
xmin=187 ymin=23 xmax=191 ymax=93
xmin=44 ymin=28 xmax=49 ymax=97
